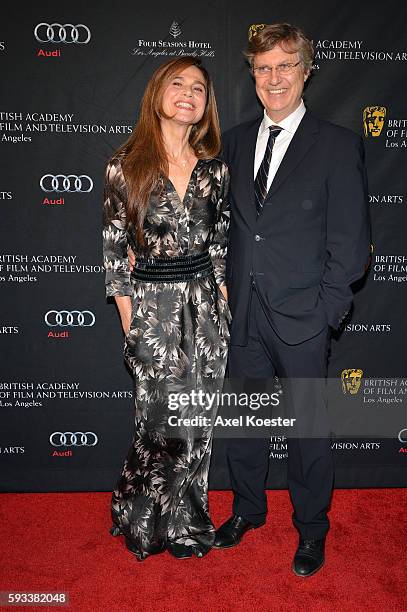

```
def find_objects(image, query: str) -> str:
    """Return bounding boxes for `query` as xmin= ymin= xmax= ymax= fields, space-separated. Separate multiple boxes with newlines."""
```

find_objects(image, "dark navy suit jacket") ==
xmin=222 ymin=111 xmax=371 ymax=345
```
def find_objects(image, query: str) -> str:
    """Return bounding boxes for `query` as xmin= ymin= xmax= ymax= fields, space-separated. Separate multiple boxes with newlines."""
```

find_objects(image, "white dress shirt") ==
xmin=254 ymin=100 xmax=306 ymax=190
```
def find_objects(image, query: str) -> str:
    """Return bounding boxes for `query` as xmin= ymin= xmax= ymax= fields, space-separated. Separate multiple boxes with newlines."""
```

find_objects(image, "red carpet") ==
xmin=0 ymin=489 xmax=406 ymax=611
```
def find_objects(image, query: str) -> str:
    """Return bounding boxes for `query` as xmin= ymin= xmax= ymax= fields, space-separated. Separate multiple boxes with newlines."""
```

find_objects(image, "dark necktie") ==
xmin=254 ymin=125 xmax=282 ymax=216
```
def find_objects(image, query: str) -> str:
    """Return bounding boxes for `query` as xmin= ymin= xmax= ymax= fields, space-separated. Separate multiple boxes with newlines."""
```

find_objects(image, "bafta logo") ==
xmin=341 ymin=369 xmax=363 ymax=395
xmin=248 ymin=24 xmax=266 ymax=41
xmin=363 ymin=106 xmax=387 ymax=138
xmin=169 ymin=21 xmax=181 ymax=38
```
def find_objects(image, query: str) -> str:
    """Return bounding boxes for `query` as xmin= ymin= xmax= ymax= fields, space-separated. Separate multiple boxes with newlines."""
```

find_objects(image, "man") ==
xmin=214 ymin=23 xmax=371 ymax=577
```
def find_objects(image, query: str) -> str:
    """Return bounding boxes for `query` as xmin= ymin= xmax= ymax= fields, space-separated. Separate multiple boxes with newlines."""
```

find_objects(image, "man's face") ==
xmin=253 ymin=44 xmax=309 ymax=122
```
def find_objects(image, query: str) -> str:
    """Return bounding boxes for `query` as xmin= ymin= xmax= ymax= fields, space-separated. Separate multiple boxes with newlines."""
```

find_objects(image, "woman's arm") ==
xmin=219 ymin=285 xmax=228 ymax=300
xmin=102 ymin=158 xmax=133 ymax=334
xmin=114 ymin=295 xmax=132 ymax=335
xmin=208 ymin=162 xmax=230 ymax=299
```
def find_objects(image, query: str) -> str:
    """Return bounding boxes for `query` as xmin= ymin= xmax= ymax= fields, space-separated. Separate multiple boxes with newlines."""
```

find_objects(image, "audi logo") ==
xmin=40 ymin=174 xmax=93 ymax=193
xmin=34 ymin=23 xmax=91 ymax=44
xmin=50 ymin=432 xmax=98 ymax=447
xmin=398 ymin=429 xmax=407 ymax=444
xmin=44 ymin=310 xmax=96 ymax=327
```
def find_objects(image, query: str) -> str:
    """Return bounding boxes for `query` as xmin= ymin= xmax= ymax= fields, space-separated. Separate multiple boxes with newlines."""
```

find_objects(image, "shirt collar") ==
xmin=260 ymin=100 xmax=306 ymax=136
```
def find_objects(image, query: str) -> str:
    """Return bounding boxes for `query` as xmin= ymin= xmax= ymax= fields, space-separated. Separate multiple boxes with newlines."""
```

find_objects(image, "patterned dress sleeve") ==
xmin=102 ymin=157 xmax=133 ymax=297
xmin=208 ymin=161 xmax=230 ymax=287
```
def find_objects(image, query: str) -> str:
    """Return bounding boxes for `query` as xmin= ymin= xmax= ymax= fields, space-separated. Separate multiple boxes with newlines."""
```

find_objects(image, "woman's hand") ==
xmin=127 ymin=246 xmax=136 ymax=272
xmin=219 ymin=285 xmax=228 ymax=301
xmin=114 ymin=296 xmax=132 ymax=335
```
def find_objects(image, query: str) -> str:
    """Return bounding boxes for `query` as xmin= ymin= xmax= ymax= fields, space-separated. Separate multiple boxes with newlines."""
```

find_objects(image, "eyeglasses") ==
xmin=252 ymin=61 xmax=301 ymax=76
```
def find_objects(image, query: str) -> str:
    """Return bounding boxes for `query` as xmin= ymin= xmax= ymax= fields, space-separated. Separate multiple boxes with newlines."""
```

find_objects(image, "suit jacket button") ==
xmin=254 ymin=234 xmax=262 ymax=242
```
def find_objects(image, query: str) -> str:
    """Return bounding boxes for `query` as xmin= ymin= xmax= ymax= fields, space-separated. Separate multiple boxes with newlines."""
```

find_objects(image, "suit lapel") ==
xmin=265 ymin=111 xmax=320 ymax=199
xmin=236 ymin=118 xmax=262 ymax=226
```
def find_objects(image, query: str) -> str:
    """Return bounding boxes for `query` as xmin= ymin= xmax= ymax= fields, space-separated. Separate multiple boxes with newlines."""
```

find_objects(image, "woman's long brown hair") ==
xmin=116 ymin=56 xmax=221 ymax=246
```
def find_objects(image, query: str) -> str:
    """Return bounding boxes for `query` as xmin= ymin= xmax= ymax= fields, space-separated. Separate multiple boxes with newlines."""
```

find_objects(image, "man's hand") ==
xmin=127 ymin=246 xmax=136 ymax=272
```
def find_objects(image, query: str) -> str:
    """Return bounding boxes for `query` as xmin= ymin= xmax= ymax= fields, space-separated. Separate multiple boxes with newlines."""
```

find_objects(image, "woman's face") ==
xmin=161 ymin=65 xmax=207 ymax=126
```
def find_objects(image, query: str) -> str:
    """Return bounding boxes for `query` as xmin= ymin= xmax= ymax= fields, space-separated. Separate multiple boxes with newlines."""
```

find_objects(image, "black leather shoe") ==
xmin=292 ymin=538 xmax=325 ymax=577
xmin=168 ymin=542 xmax=193 ymax=559
xmin=213 ymin=515 xmax=262 ymax=549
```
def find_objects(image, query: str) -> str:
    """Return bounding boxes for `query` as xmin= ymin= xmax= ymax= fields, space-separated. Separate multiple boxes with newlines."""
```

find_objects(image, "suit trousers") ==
xmin=226 ymin=287 xmax=334 ymax=539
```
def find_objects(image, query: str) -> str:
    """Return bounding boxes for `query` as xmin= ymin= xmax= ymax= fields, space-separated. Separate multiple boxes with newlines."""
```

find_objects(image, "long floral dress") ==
xmin=103 ymin=154 xmax=230 ymax=560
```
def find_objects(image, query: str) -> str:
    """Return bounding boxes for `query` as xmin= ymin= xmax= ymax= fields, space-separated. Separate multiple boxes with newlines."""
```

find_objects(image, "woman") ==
xmin=102 ymin=57 xmax=230 ymax=561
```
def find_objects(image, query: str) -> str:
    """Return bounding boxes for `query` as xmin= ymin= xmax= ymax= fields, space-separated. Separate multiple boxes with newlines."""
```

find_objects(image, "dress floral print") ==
xmin=103 ymin=154 xmax=230 ymax=560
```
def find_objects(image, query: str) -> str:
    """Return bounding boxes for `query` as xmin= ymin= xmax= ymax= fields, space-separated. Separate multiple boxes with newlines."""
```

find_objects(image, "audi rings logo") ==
xmin=40 ymin=175 xmax=93 ymax=193
xmin=45 ymin=310 xmax=96 ymax=327
xmin=50 ymin=432 xmax=98 ymax=447
xmin=398 ymin=429 xmax=407 ymax=444
xmin=34 ymin=23 xmax=91 ymax=44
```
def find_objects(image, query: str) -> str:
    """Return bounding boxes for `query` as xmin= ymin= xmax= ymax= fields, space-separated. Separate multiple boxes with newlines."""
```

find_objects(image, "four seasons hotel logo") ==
xmin=132 ymin=20 xmax=214 ymax=57
xmin=363 ymin=106 xmax=387 ymax=138
xmin=341 ymin=369 xmax=364 ymax=395
xmin=169 ymin=22 xmax=181 ymax=38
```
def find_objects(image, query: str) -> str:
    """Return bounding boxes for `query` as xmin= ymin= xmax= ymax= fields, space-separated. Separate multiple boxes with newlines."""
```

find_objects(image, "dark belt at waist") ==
xmin=131 ymin=251 xmax=213 ymax=283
